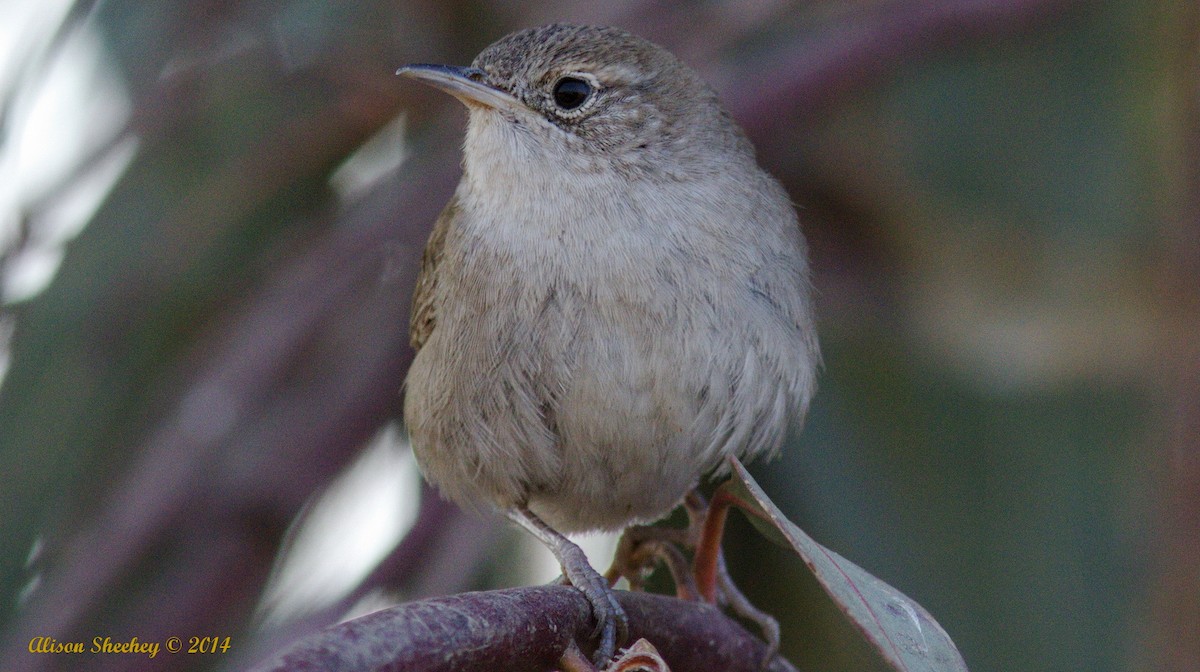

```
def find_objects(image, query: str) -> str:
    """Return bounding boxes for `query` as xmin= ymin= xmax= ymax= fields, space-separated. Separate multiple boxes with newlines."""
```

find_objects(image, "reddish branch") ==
xmin=249 ymin=587 xmax=798 ymax=672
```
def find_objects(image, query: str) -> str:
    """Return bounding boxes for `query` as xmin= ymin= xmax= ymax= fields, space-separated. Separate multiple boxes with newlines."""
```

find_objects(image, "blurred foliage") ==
xmin=0 ymin=1 xmax=1195 ymax=672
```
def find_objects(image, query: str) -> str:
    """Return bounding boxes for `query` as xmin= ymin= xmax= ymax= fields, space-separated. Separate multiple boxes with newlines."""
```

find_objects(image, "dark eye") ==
xmin=552 ymin=76 xmax=593 ymax=111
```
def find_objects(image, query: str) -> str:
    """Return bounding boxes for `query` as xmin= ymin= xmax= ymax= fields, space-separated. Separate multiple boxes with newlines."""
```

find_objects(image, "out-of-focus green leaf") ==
xmin=723 ymin=457 xmax=969 ymax=672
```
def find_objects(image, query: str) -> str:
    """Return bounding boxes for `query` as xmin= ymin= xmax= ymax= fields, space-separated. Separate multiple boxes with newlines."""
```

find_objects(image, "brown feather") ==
xmin=409 ymin=195 xmax=457 ymax=351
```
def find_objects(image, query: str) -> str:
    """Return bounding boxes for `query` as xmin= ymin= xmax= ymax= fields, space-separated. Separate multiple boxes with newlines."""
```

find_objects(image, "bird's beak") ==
xmin=397 ymin=64 xmax=523 ymax=113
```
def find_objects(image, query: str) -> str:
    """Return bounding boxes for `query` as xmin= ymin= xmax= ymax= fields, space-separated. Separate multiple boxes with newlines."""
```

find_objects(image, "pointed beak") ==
xmin=396 ymin=64 xmax=523 ymax=113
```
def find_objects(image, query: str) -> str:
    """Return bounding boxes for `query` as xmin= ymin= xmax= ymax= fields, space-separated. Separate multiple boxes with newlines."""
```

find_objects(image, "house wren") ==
xmin=399 ymin=24 xmax=819 ymax=662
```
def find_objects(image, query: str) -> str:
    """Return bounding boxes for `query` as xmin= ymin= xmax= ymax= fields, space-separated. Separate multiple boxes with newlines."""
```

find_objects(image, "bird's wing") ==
xmin=409 ymin=195 xmax=457 ymax=351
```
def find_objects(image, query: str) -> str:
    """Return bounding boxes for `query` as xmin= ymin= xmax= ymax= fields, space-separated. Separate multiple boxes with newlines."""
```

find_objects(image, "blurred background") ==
xmin=0 ymin=1 xmax=1195 ymax=671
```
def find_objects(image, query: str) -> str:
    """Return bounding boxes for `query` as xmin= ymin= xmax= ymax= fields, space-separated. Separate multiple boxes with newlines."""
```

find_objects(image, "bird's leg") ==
xmin=509 ymin=506 xmax=629 ymax=665
xmin=686 ymin=489 xmax=781 ymax=669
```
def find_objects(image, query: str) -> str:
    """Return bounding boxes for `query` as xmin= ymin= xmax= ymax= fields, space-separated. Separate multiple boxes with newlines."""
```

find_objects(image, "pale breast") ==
xmin=405 ymin=156 xmax=818 ymax=533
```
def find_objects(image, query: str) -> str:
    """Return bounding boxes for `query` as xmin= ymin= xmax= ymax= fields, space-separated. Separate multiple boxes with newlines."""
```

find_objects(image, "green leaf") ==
xmin=722 ymin=457 xmax=969 ymax=672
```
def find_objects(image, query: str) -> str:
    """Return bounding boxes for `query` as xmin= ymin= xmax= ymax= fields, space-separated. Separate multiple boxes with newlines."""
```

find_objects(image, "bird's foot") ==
xmin=510 ymin=506 xmax=629 ymax=665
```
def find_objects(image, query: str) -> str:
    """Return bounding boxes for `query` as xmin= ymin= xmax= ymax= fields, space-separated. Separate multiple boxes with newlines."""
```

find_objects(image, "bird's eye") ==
xmin=552 ymin=76 xmax=593 ymax=111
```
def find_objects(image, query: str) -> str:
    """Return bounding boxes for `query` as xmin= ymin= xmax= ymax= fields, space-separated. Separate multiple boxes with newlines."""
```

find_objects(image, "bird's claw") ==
xmin=509 ymin=506 xmax=629 ymax=666
xmin=560 ymin=539 xmax=629 ymax=664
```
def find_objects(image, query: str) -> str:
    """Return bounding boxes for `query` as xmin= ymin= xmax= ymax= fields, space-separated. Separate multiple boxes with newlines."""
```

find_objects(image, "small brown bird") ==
xmin=399 ymin=24 xmax=819 ymax=662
